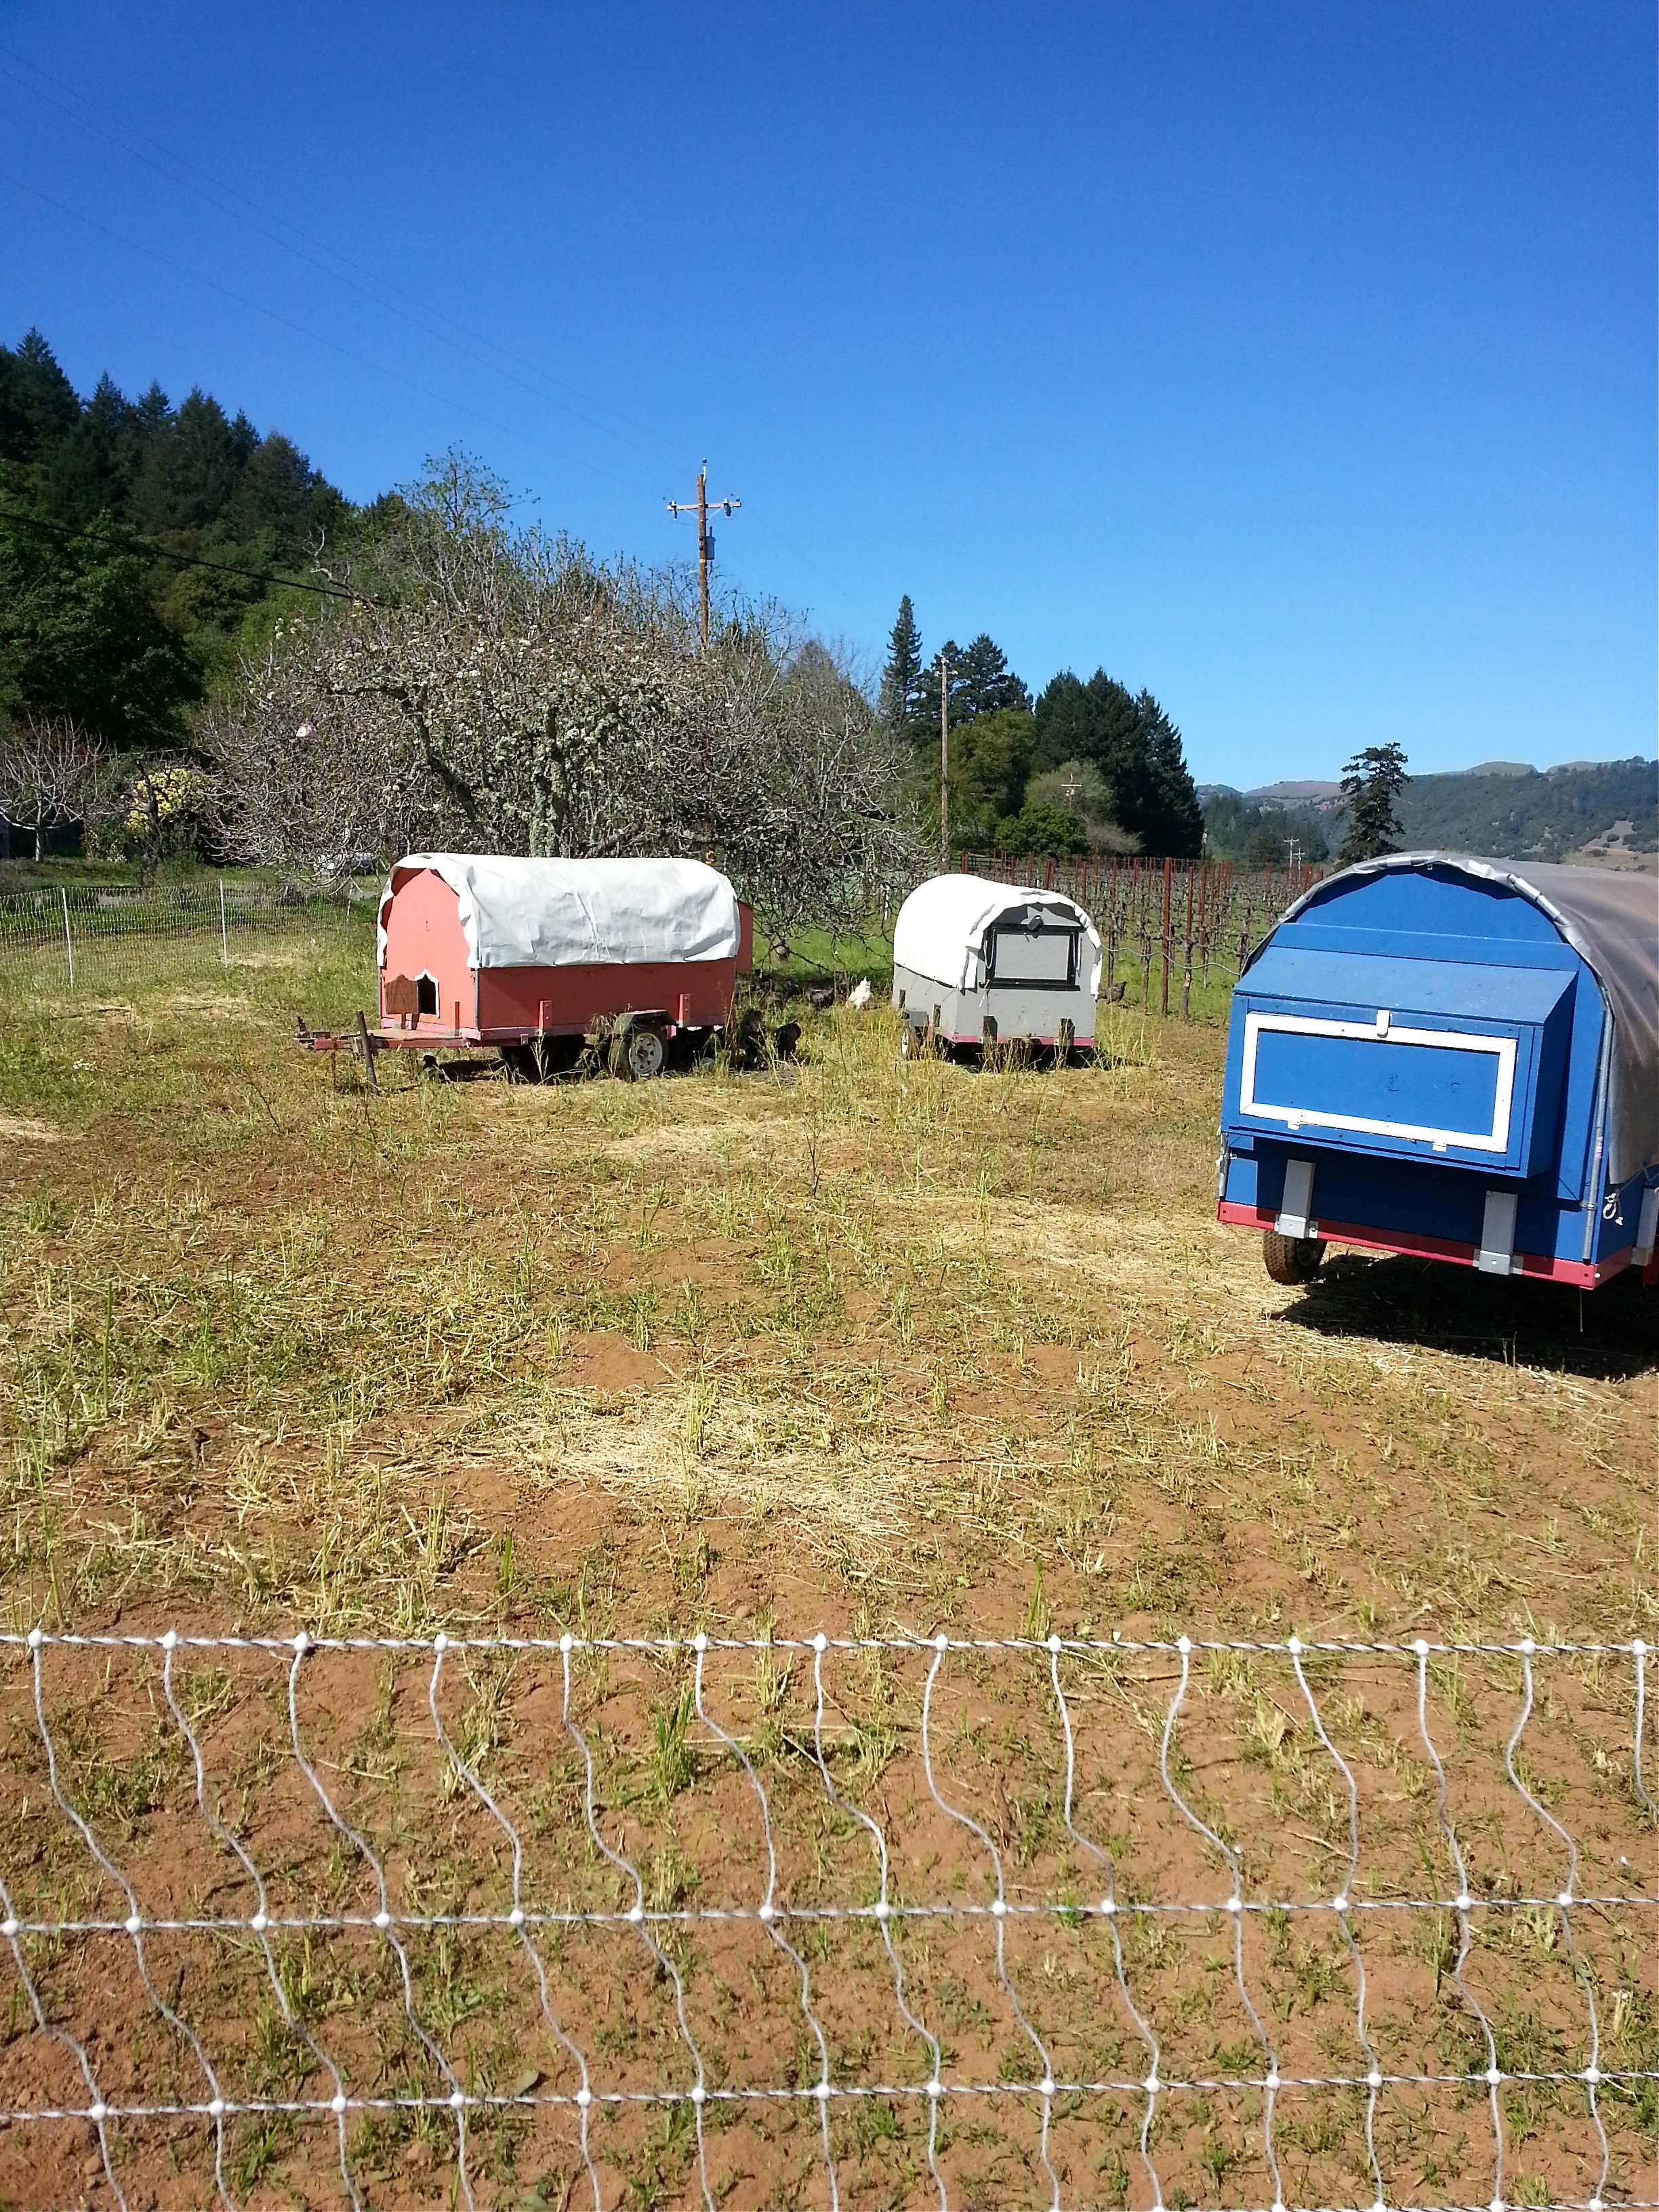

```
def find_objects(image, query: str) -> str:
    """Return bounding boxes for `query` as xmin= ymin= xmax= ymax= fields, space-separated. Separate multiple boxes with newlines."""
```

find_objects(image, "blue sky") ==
xmin=2 ymin=2 xmax=1654 ymax=788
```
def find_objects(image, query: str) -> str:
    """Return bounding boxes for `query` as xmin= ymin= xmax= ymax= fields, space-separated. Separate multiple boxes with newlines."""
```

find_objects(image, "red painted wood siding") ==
xmin=379 ymin=867 xmax=474 ymax=1036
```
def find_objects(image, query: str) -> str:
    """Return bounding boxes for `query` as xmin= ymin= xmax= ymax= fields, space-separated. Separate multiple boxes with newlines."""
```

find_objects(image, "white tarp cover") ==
xmin=893 ymin=873 xmax=1103 ymax=994
xmin=1267 ymin=853 xmax=1658 ymax=1184
xmin=378 ymin=855 xmax=741 ymax=970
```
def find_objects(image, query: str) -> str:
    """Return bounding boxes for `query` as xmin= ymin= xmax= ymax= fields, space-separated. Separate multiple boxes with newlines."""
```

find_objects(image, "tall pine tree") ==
xmin=1337 ymin=743 xmax=1408 ymax=863
xmin=951 ymin=634 xmax=1029 ymax=719
xmin=878 ymin=596 xmax=922 ymax=739
xmin=1031 ymin=670 xmax=1203 ymax=856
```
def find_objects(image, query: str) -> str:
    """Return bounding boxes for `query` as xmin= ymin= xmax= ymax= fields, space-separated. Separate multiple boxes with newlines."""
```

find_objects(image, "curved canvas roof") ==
xmin=894 ymin=873 xmax=1103 ymax=994
xmin=1265 ymin=853 xmax=1658 ymax=1183
xmin=378 ymin=855 xmax=741 ymax=969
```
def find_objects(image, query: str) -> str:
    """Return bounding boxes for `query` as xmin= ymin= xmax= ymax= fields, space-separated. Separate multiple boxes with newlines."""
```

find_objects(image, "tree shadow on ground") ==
xmin=1277 ymin=1250 xmax=1659 ymax=1384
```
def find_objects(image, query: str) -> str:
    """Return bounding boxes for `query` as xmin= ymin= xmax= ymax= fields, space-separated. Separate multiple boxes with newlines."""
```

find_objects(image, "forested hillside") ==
xmin=1395 ymin=758 xmax=1656 ymax=861
xmin=1199 ymin=788 xmax=1331 ymax=865
xmin=0 ymin=327 xmax=354 ymax=745
xmin=1203 ymin=756 xmax=1656 ymax=865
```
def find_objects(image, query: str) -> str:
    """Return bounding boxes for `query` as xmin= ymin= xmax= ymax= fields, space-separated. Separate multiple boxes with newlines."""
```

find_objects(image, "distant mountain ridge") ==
xmin=1200 ymin=755 xmax=1657 ymax=867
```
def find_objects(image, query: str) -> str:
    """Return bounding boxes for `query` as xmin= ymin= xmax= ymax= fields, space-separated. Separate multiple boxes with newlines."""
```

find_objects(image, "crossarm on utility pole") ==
xmin=668 ymin=463 xmax=741 ymax=651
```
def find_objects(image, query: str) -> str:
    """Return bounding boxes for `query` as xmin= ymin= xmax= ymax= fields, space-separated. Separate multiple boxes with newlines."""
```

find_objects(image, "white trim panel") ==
xmin=1240 ymin=1012 xmax=1518 ymax=1155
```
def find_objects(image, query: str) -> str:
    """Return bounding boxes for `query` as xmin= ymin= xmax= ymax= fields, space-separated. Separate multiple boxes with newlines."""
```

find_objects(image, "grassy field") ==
xmin=0 ymin=927 xmax=1653 ymax=2211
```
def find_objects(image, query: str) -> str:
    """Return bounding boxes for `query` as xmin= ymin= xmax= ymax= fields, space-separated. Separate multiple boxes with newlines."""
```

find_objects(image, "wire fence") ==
xmin=959 ymin=856 xmax=1324 ymax=1017
xmin=1 ymin=1626 xmax=1652 ymax=2210
xmin=0 ymin=859 xmax=1309 ymax=1024
xmin=0 ymin=877 xmax=373 ymax=998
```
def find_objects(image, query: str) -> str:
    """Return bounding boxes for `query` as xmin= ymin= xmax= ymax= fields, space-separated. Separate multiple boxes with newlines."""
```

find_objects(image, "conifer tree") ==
xmin=878 ymin=596 xmax=922 ymax=739
xmin=1337 ymin=742 xmax=1409 ymax=863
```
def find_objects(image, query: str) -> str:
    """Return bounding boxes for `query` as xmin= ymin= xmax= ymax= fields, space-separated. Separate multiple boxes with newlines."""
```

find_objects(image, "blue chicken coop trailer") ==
xmin=1217 ymin=855 xmax=1659 ymax=1288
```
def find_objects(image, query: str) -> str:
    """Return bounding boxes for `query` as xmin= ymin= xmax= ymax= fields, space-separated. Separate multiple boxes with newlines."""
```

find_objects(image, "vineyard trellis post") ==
xmin=1160 ymin=856 xmax=1173 ymax=1017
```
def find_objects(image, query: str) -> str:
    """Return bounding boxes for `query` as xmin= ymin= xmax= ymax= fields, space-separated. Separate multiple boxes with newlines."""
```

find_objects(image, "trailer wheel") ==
xmin=899 ymin=1021 xmax=928 ymax=1061
xmin=612 ymin=1023 xmax=667 ymax=1081
xmin=1263 ymin=1231 xmax=1327 ymax=1286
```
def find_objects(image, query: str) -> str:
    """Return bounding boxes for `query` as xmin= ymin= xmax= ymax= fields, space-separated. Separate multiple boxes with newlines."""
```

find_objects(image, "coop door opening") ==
xmin=417 ymin=973 xmax=438 ymax=1017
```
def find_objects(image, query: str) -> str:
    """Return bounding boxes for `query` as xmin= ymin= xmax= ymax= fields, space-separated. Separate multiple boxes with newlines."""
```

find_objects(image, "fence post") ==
xmin=60 ymin=886 xmax=74 ymax=989
xmin=1160 ymin=857 xmax=1173 ymax=1017
xmin=218 ymin=877 xmax=229 ymax=971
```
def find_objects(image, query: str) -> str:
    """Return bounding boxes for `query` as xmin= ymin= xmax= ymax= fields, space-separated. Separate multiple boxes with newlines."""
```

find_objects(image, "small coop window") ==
xmin=417 ymin=973 xmax=438 ymax=1017
xmin=988 ymin=923 xmax=1077 ymax=989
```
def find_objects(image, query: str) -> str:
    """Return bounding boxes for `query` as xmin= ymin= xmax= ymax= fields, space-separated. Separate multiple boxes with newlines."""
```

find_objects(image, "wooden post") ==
xmin=1160 ymin=857 xmax=1173 ymax=1017
xmin=939 ymin=653 xmax=950 ymax=871
xmin=354 ymin=1008 xmax=378 ymax=1092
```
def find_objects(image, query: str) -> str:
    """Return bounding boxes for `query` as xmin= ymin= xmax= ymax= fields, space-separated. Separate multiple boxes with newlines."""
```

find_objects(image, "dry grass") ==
xmin=0 ymin=935 xmax=1651 ymax=1649
xmin=0 ymin=933 xmax=1654 ymax=2209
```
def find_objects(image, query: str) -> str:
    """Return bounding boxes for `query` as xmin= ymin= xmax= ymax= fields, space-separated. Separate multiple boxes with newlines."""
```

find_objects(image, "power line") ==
xmin=0 ymin=167 xmax=663 ymax=507
xmin=0 ymin=54 xmax=888 ymax=640
xmin=0 ymin=502 xmax=379 ymax=605
xmin=0 ymin=46 xmax=687 ymax=476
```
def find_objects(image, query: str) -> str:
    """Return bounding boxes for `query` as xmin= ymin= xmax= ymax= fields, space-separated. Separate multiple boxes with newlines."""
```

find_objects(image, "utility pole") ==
xmin=939 ymin=651 xmax=951 ymax=871
xmin=667 ymin=462 xmax=740 ymax=650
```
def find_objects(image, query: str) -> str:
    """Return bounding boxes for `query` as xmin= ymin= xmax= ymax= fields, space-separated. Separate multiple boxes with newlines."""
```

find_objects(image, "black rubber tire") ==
xmin=1263 ymin=1231 xmax=1328 ymax=1286
xmin=611 ymin=1024 xmax=666 ymax=1081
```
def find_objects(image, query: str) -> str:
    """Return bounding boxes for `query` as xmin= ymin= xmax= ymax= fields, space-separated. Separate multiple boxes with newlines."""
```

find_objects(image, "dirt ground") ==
xmin=0 ymin=953 xmax=1654 ymax=2210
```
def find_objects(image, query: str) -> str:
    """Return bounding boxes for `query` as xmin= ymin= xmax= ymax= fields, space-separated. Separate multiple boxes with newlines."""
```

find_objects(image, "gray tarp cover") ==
xmin=1271 ymin=854 xmax=1659 ymax=1183
xmin=377 ymin=855 xmax=740 ymax=970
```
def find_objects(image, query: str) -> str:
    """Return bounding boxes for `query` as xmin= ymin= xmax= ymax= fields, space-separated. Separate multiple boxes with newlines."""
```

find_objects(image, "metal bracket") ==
xmin=1476 ymin=1189 xmax=1518 ymax=1275
xmin=1275 ymin=1157 xmax=1315 ymax=1240
xmin=1634 ymin=1185 xmax=1659 ymax=1267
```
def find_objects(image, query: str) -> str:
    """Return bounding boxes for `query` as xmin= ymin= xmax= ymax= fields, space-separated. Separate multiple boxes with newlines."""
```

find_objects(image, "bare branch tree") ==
xmin=203 ymin=452 xmax=924 ymax=926
xmin=0 ymin=714 xmax=115 ymax=861
xmin=203 ymin=616 xmax=445 ymax=870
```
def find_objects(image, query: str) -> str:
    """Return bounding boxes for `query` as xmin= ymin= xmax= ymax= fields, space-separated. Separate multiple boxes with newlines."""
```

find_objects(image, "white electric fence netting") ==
xmin=0 ymin=1629 xmax=1653 ymax=2212
xmin=0 ymin=879 xmax=368 ymax=995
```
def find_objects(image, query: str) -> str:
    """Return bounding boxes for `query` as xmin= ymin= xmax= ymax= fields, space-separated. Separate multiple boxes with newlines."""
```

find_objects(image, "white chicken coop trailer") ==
xmin=892 ymin=872 xmax=1103 ymax=1057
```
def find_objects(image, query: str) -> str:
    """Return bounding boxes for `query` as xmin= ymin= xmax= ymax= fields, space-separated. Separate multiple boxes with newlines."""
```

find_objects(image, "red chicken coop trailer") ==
xmin=306 ymin=854 xmax=754 ymax=1080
